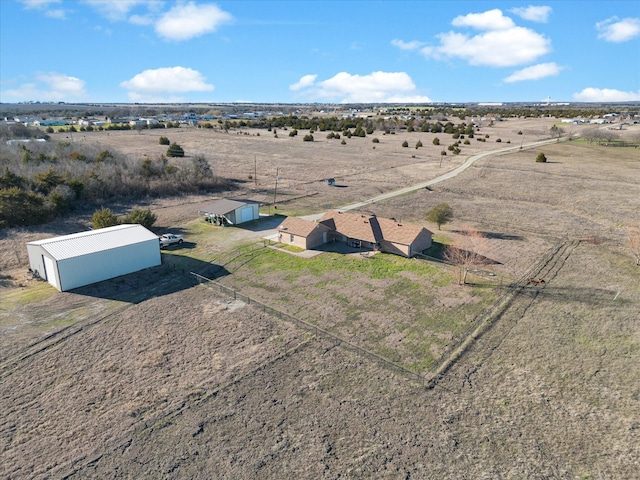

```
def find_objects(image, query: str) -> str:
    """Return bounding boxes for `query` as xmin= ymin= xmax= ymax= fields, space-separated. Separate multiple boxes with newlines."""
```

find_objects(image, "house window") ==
xmin=290 ymin=234 xmax=294 ymax=243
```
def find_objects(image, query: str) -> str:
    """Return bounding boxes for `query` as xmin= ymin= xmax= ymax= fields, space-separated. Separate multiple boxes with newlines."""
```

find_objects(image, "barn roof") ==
xmin=27 ymin=224 xmax=158 ymax=261
xmin=198 ymin=199 xmax=252 ymax=215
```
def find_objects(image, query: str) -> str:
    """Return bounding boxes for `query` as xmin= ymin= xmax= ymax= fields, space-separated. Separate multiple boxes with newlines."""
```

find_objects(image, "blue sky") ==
xmin=1 ymin=0 xmax=639 ymax=104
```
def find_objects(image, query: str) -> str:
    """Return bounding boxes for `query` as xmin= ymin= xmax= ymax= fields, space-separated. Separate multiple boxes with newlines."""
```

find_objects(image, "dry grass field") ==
xmin=1 ymin=117 xmax=639 ymax=478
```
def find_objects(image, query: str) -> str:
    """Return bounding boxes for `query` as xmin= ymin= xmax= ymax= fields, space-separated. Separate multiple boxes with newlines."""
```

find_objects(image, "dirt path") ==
xmin=301 ymin=136 xmax=566 ymax=220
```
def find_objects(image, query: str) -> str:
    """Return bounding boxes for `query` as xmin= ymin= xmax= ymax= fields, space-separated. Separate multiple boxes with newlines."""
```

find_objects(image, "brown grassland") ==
xmin=1 ymin=117 xmax=639 ymax=478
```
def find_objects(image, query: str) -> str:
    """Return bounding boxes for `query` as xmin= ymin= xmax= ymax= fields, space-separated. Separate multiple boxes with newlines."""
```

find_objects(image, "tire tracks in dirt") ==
xmin=425 ymin=239 xmax=580 ymax=389
xmin=0 ymin=302 xmax=134 ymax=381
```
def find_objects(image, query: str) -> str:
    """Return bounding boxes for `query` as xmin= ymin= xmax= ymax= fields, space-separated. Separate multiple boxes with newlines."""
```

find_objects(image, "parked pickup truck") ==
xmin=159 ymin=233 xmax=184 ymax=248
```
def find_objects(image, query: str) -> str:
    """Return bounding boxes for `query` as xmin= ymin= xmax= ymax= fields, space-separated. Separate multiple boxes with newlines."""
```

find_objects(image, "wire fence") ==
xmin=190 ymin=271 xmax=426 ymax=385
xmin=190 ymin=238 xmax=573 ymax=388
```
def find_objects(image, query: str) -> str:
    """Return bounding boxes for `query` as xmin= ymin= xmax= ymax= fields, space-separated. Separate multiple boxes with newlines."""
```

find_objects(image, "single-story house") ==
xmin=26 ymin=224 xmax=161 ymax=292
xmin=277 ymin=210 xmax=432 ymax=257
xmin=198 ymin=199 xmax=260 ymax=226
xmin=278 ymin=216 xmax=332 ymax=249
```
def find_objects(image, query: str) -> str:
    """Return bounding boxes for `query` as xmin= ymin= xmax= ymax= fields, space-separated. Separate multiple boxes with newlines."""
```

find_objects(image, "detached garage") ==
xmin=198 ymin=199 xmax=260 ymax=226
xmin=26 ymin=224 xmax=161 ymax=292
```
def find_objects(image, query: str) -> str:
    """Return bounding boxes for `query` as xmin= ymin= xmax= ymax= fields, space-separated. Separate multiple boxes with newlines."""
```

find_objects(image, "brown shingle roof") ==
xmin=376 ymin=217 xmax=428 ymax=245
xmin=278 ymin=216 xmax=327 ymax=237
xmin=318 ymin=210 xmax=431 ymax=245
xmin=319 ymin=210 xmax=379 ymax=243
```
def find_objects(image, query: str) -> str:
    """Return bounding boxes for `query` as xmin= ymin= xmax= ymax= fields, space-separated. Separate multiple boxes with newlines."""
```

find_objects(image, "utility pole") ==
xmin=273 ymin=167 xmax=279 ymax=210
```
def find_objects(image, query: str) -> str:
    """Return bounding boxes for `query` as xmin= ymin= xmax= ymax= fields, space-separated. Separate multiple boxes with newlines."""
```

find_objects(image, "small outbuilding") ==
xmin=198 ymin=199 xmax=260 ymax=226
xmin=26 ymin=224 xmax=161 ymax=292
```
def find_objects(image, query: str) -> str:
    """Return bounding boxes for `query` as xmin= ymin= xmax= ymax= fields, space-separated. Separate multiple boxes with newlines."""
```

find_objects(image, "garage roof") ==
xmin=198 ymin=199 xmax=249 ymax=215
xmin=27 ymin=224 xmax=159 ymax=261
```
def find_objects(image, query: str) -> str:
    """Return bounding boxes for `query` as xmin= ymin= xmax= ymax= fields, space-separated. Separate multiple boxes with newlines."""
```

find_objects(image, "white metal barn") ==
xmin=26 ymin=224 xmax=161 ymax=292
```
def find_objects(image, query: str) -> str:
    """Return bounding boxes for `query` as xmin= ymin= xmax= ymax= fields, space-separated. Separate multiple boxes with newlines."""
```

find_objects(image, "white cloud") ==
xmin=510 ymin=6 xmax=552 ymax=23
xmin=452 ymin=9 xmax=515 ymax=30
xmin=120 ymin=66 xmax=214 ymax=102
xmin=503 ymin=62 xmax=564 ymax=83
xmin=155 ymin=2 xmax=232 ymax=41
xmin=129 ymin=14 xmax=154 ymax=26
xmin=573 ymin=87 xmax=640 ymax=102
xmin=20 ymin=0 xmax=66 ymax=19
xmin=596 ymin=17 xmax=640 ymax=43
xmin=20 ymin=0 xmax=61 ymax=8
xmin=391 ymin=39 xmax=425 ymax=51
xmin=290 ymin=71 xmax=431 ymax=103
xmin=423 ymin=27 xmax=551 ymax=67
xmin=0 ymin=73 xmax=87 ymax=102
xmin=289 ymin=74 xmax=318 ymax=91
xmin=82 ymin=0 xmax=159 ymax=21
xmin=420 ymin=9 xmax=551 ymax=67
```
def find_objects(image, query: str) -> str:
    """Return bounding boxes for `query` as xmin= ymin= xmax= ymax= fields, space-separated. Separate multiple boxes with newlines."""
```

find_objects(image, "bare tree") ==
xmin=626 ymin=225 xmax=640 ymax=266
xmin=444 ymin=227 xmax=489 ymax=285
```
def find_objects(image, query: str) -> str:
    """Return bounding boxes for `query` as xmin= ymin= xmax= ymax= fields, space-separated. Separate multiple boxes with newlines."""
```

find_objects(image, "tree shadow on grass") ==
xmin=536 ymin=286 xmax=632 ymax=305
xmin=451 ymin=230 xmax=524 ymax=241
xmin=421 ymin=242 xmax=501 ymax=265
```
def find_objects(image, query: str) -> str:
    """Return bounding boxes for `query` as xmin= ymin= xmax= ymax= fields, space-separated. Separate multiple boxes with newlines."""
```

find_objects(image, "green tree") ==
xmin=426 ymin=203 xmax=453 ymax=230
xmin=432 ymin=137 xmax=440 ymax=146
xmin=402 ymin=140 xmax=409 ymax=147
xmin=166 ymin=143 xmax=185 ymax=157
xmin=123 ymin=207 xmax=157 ymax=229
xmin=536 ymin=152 xmax=547 ymax=163
xmin=0 ymin=168 xmax=25 ymax=189
xmin=92 ymin=207 xmax=119 ymax=229
xmin=34 ymin=168 xmax=64 ymax=194
xmin=0 ymin=187 xmax=48 ymax=228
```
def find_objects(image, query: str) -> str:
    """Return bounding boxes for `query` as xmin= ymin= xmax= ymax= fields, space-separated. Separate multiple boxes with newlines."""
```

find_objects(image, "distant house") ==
xmin=278 ymin=210 xmax=432 ymax=257
xmin=198 ymin=199 xmax=260 ymax=226
xmin=278 ymin=216 xmax=332 ymax=249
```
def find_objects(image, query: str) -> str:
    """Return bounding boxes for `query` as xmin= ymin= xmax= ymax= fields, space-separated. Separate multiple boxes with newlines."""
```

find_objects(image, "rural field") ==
xmin=1 ymin=117 xmax=639 ymax=478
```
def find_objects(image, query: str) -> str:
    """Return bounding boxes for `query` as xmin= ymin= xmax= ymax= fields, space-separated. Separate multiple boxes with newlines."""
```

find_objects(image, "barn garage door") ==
xmin=240 ymin=206 xmax=254 ymax=223
xmin=43 ymin=255 xmax=60 ymax=290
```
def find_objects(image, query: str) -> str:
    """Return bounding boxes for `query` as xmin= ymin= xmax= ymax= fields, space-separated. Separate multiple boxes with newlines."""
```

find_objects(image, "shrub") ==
xmin=0 ymin=187 xmax=48 ymax=228
xmin=432 ymin=137 xmax=440 ymax=146
xmin=166 ymin=143 xmax=185 ymax=157
xmin=402 ymin=140 xmax=409 ymax=148
xmin=303 ymin=134 xmax=314 ymax=142
xmin=536 ymin=152 xmax=547 ymax=163
xmin=496 ymin=138 xmax=502 ymax=142
xmin=92 ymin=207 xmax=120 ymax=229
xmin=289 ymin=129 xmax=298 ymax=137
xmin=123 ymin=207 xmax=157 ymax=229
xmin=372 ymin=138 xmax=380 ymax=143
xmin=159 ymin=136 xmax=170 ymax=145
